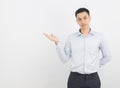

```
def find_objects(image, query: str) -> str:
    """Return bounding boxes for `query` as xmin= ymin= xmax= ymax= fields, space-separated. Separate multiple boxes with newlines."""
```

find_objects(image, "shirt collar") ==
xmin=76 ymin=28 xmax=95 ymax=37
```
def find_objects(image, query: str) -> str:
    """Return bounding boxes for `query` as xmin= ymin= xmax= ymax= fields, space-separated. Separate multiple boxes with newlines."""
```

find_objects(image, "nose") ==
xmin=81 ymin=20 xmax=85 ymax=25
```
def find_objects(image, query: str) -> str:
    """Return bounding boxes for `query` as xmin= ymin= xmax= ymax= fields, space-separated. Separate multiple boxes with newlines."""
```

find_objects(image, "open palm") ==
xmin=43 ymin=33 xmax=59 ymax=42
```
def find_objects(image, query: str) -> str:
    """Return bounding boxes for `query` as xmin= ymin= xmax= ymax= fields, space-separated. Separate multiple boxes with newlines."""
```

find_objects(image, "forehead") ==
xmin=76 ymin=12 xmax=89 ymax=18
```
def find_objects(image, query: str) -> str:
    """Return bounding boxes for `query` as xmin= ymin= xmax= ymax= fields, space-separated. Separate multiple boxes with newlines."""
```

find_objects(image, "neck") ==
xmin=80 ymin=27 xmax=90 ymax=36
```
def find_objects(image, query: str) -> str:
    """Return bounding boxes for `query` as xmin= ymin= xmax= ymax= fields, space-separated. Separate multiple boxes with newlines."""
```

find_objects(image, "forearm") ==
xmin=56 ymin=42 xmax=70 ymax=63
xmin=100 ymin=55 xmax=111 ymax=66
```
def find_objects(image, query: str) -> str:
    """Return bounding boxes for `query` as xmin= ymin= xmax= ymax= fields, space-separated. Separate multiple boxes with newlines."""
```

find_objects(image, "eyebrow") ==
xmin=77 ymin=16 xmax=87 ymax=19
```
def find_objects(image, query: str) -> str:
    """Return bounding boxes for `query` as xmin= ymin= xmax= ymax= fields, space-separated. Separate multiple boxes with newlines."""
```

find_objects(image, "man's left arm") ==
xmin=99 ymin=34 xmax=112 ymax=66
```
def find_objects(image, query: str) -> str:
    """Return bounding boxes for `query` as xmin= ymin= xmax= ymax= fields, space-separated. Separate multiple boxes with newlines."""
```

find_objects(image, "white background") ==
xmin=0 ymin=0 xmax=119 ymax=88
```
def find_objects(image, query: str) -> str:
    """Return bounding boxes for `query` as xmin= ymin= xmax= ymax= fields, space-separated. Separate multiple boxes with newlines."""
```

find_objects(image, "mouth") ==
xmin=81 ymin=24 xmax=86 ymax=27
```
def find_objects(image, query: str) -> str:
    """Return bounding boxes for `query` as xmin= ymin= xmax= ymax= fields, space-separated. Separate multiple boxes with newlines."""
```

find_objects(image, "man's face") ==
xmin=76 ymin=12 xmax=91 ymax=29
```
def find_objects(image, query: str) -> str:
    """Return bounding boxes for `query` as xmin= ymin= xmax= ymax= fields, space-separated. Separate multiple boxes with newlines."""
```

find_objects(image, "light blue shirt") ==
xmin=56 ymin=30 xmax=111 ymax=74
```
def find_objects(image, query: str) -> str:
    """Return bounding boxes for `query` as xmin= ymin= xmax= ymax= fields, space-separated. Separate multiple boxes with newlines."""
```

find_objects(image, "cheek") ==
xmin=87 ymin=19 xmax=91 ymax=22
xmin=85 ymin=20 xmax=90 ymax=24
xmin=78 ymin=22 xmax=83 ymax=26
xmin=77 ymin=21 xmax=81 ymax=25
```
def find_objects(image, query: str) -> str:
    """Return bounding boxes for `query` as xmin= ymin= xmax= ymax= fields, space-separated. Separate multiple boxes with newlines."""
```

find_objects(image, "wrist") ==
xmin=55 ymin=41 xmax=59 ymax=45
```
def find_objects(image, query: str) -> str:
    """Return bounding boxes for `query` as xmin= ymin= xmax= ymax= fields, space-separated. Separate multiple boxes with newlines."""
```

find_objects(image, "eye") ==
xmin=78 ymin=18 xmax=81 ymax=21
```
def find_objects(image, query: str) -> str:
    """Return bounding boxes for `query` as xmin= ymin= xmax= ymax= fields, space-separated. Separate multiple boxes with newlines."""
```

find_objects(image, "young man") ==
xmin=44 ymin=8 xmax=111 ymax=88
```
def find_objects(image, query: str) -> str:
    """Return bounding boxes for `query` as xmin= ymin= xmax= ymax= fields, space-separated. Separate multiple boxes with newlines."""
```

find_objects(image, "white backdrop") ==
xmin=0 ymin=0 xmax=119 ymax=88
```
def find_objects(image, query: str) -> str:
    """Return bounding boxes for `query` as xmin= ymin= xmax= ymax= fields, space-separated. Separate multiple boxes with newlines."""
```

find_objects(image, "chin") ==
xmin=81 ymin=26 xmax=87 ymax=29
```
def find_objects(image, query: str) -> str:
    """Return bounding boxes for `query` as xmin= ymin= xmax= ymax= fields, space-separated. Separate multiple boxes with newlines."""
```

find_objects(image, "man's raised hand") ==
xmin=43 ymin=33 xmax=59 ymax=44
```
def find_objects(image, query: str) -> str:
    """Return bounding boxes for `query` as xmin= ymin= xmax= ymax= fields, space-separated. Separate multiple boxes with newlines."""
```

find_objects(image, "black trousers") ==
xmin=67 ymin=72 xmax=101 ymax=88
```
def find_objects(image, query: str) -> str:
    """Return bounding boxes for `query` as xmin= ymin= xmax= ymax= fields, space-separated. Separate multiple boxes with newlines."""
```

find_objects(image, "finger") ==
xmin=51 ymin=34 xmax=53 ymax=36
xmin=43 ymin=33 xmax=48 ymax=36
xmin=43 ymin=33 xmax=47 ymax=36
xmin=43 ymin=33 xmax=50 ymax=38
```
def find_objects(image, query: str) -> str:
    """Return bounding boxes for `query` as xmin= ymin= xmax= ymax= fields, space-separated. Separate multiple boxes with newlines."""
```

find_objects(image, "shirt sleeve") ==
xmin=99 ymin=34 xmax=112 ymax=66
xmin=56 ymin=37 xmax=71 ymax=63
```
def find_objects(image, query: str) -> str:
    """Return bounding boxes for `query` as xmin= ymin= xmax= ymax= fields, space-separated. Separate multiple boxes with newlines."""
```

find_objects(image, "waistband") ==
xmin=70 ymin=71 xmax=98 ymax=76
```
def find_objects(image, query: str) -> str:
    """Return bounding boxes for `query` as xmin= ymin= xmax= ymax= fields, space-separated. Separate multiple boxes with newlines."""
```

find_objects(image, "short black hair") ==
xmin=75 ymin=8 xmax=90 ymax=17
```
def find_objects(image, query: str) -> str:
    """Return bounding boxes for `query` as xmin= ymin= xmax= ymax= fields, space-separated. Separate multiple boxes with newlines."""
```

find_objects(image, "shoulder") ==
xmin=92 ymin=31 xmax=102 ymax=35
xmin=92 ymin=31 xmax=104 ymax=38
xmin=66 ymin=32 xmax=79 ymax=41
xmin=92 ymin=31 xmax=107 ymax=43
xmin=67 ymin=32 xmax=78 ymax=37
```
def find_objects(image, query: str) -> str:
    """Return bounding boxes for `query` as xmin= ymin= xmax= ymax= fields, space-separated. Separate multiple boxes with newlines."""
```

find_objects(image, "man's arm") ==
xmin=99 ymin=34 xmax=112 ymax=66
xmin=43 ymin=33 xmax=71 ymax=63
xmin=56 ymin=37 xmax=71 ymax=64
